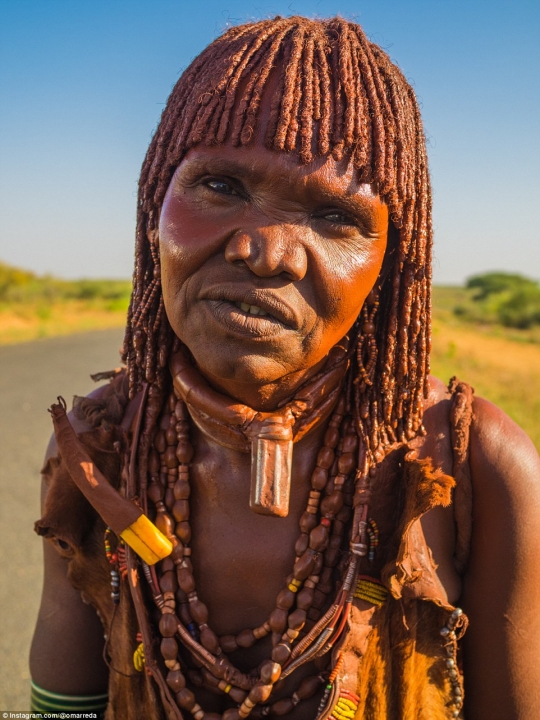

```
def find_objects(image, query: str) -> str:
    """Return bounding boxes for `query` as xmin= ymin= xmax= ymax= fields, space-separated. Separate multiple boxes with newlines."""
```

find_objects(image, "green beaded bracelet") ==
xmin=30 ymin=680 xmax=108 ymax=717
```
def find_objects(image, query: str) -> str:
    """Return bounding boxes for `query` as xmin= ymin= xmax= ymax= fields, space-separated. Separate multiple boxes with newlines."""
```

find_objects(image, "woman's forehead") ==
xmin=176 ymin=141 xmax=383 ymax=205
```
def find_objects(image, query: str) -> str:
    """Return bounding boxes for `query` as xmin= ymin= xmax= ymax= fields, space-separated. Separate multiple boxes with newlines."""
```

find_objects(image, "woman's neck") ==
xmin=197 ymin=358 xmax=327 ymax=412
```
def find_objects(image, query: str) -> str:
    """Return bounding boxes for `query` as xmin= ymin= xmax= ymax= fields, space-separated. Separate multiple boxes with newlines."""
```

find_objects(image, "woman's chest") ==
xmin=187 ymin=431 xmax=320 ymax=636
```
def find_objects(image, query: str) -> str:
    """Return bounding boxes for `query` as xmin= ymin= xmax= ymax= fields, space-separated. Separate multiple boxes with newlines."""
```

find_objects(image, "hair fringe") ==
xmin=123 ymin=15 xmax=432 ymax=461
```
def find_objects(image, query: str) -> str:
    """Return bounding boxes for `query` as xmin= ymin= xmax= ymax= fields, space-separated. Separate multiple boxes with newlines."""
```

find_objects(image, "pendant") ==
xmin=249 ymin=415 xmax=293 ymax=517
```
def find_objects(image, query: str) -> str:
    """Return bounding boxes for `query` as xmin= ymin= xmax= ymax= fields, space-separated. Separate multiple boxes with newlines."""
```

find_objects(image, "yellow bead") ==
xmin=288 ymin=583 xmax=299 ymax=593
xmin=338 ymin=698 xmax=357 ymax=711
xmin=120 ymin=514 xmax=173 ymax=565
xmin=133 ymin=643 xmax=145 ymax=672
xmin=354 ymin=588 xmax=386 ymax=599
xmin=332 ymin=709 xmax=355 ymax=720
xmin=354 ymin=593 xmax=386 ymax=606
xmin=354 ymin=580 xmax=388 ymax=605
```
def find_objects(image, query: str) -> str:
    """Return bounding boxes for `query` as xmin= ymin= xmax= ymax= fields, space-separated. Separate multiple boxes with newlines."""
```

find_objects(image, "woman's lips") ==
xmin=201 ymin=286 xmax=300 ymax=330
xmin=204 ymin=299 xmax=290 ymax=337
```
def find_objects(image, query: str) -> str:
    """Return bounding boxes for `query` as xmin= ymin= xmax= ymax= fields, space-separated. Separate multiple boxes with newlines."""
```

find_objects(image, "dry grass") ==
xmin=431 ymin=318 xmax=540 ymax=452
xmin=0 ymin=301 xmax=128 ymax=345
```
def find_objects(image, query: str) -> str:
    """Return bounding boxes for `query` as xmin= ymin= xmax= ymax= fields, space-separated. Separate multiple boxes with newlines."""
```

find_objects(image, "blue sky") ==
xmin=0 ymin=0 xmax=539 ymax=283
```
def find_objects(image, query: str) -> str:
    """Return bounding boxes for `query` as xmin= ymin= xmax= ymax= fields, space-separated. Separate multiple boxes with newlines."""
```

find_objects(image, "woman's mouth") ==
xmin=204 ymin=299 xmax=289 ymax=337
xmin=233 ymin=301 xmax=268 ymax=316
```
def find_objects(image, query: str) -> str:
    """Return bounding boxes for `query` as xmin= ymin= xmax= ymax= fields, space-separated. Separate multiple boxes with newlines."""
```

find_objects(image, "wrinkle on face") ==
xmin=159 ymin=140 xmax=389 ymax=409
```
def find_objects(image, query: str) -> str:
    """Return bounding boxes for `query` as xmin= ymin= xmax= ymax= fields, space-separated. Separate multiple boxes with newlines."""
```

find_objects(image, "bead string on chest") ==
xmin=133 ymin=377 xmax=375 ymax=720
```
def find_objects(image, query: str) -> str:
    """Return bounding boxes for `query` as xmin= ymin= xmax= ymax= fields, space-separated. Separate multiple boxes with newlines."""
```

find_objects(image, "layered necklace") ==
xmin=134 ymin=340 xmax=376 ymax=720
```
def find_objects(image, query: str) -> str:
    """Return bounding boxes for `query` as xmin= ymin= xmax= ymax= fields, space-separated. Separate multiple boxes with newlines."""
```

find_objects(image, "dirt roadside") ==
xmin=0 ymin=328 xmax=124 ymax=709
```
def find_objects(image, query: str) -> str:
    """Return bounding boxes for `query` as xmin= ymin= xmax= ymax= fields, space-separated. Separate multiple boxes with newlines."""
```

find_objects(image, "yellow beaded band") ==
xmin=354 ymin=577 xmax=388 ymax=606
xmin=330 ymin=691 xmax=359 ymax=720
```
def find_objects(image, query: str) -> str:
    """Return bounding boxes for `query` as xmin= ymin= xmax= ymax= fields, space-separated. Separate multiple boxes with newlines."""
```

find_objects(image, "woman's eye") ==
xmin=320 ymin=211 xmax=357 ymax=227
xmin=204 ymin=179 xmax=238 ymax=195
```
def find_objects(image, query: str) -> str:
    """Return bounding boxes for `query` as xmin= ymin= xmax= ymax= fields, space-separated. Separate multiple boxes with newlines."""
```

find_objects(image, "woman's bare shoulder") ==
xmin=470 ymin=394 xmax=540 ymax=479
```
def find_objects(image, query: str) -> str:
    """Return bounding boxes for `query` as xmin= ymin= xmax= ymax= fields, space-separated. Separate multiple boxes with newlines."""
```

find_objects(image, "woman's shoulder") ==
xmin=468 ymin=394 xmax=540 ymax=501
xmin=424 ymin=374 xmax=540 ymax=497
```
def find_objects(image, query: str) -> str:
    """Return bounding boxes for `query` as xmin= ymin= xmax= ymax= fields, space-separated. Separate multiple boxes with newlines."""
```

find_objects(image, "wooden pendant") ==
xmin=249 ymin=416 xmax=293 ymax=517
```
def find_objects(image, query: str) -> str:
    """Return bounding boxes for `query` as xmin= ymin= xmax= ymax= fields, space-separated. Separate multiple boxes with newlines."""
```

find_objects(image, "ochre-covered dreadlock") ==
xmin=123 ymin=15 xmax=433 ymax=459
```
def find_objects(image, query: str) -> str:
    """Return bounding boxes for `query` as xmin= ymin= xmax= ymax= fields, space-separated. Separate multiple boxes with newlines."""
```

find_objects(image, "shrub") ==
xmin=466 ymin=272 xmax=537 ymax=300
xmin=0 ymin=260 xmax=131 ymax=307
xmin=457 ymin=272 xmax=540 ymax=329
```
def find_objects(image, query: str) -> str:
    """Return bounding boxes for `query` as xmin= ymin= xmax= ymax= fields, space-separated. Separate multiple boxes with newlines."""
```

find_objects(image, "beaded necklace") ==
xmin=133 ymin=348 xmax=376 ymax=720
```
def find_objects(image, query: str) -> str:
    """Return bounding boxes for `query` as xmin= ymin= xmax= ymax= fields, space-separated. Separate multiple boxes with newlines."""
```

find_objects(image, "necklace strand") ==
xmin=139 ymin=384 xmax=367 ymax=720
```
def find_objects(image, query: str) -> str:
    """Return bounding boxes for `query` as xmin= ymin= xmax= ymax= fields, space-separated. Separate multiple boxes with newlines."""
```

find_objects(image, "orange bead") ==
xmin=271 ymin=698 xmax=295 ymax=716
xmin=269 ymin=607 xmax=288 ymax=634
xmin=296 ymin=587 xmax=314 ymax=611
xmin=323 ymin=427 xmax=340 ymax=449
xmin=271 ymin=642 xmax=290 ymax=665
xmin=309 ymin=524 xmax=329 ymax=552
xmin=316 ymin=446 xmax=334 ymax=469
xmin=294 ymin=533 xmax=309 ymax=556
xmin=160 ymin=636 xmax=178 ymax=661
xmin=189 ymin=598 xmax=209 ymax=625
xmin=172 ymin=499 xmax=189 ymax=522
xmin=248 ymin=682 xmax=273 ymax=704
xmin=293 ymin=550 xmax=316 ymax=581
xmin=175 ymin=521 xmax=191 ymax=544
xmin=260 ymin=661 xmax=281 ymax=684
xmin=159 ymin=613 xmax=178 ymax=638
xmin=311 ymin=466 xmax=328 ymax=490
xmin=236 ymin=629 xmax=256 ymax=648
xmin=166 ymin=669 xmax=186 ymax=692
xmin=200 ymin=625 xmax=220 ymax=654
xmin=276 ymin=588 xmax=296 ymax=610
xmin=288 ymin=608 xmax=306 ymax=631
xmin=177 ymin=567 xmax=195 ymax=594
xmin=176 ymin=440 xmax=194 ymax=464
xmin=222 ymin=710 xmax=240 ymax=720
xmin=176 ymin=688 xmax=195 ymax=711
xmin=159 ymin=571 xmax=177 ymax=594
xmin=219 ymin=635 xmax=238 ymax=654
xmin=173 ymin=480 xmax=190 ymax=500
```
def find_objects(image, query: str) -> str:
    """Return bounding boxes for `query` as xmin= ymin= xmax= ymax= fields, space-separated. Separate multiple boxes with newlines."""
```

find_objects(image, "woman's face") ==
xmin=159 ymin=141 xmax=388 ymax=396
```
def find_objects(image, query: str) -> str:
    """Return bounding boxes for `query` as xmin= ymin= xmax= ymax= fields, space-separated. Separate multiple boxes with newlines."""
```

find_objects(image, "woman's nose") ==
xmin=224 ymin=224 xmax=308 ymax=281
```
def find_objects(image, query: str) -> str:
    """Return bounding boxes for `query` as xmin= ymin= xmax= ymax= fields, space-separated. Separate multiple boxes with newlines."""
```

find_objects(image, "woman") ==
xmin=30 ymin=16 xmax=540 ymax=720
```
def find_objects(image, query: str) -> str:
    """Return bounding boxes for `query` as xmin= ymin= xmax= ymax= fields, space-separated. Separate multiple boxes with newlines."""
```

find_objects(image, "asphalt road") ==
xmin=0 ymin=328 xmax=125 ymax=709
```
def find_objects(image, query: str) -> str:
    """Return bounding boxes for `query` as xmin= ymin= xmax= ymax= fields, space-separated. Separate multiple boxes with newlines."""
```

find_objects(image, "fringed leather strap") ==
xmin=448 ymin=377 xmax=475 ymax=574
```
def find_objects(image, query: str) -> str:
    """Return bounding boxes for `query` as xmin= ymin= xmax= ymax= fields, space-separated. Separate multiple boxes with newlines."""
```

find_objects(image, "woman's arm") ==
xmin=462 ymin=397 xmax=540 ymax=719
xmin=30 ymin=415 xmax=109 ymax=695
xmin=29 ymin=518 xmax=109 ymax=694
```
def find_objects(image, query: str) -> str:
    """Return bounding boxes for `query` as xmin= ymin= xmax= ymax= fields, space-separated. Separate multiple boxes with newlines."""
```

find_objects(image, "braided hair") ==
xmin=123 ymin=15 xmax=432 ymax=459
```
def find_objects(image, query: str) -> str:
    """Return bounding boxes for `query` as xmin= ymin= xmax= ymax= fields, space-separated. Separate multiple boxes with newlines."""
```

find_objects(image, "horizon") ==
xmin=3 ymin=256 xmax=539 ymax=287
xmin=1 ymin=0 xmax=539 ymax=284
